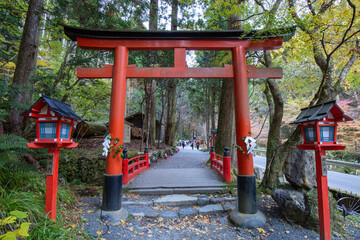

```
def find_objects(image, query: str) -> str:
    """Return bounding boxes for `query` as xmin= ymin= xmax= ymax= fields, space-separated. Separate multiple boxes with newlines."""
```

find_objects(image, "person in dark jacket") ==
xmin=196 ymin=141 xmax=200 ymax=150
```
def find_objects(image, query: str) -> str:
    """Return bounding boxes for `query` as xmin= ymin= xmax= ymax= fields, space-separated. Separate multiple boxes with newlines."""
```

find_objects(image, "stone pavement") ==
xmin=124 ymin=146 xmax=226 ymax=194
xmin=123 ymin=194 xmax=237 ymax=220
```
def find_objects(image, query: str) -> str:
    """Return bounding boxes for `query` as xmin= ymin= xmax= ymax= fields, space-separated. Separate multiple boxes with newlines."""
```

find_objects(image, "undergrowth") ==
xmin=0 ymin=134 xmax=83 ymax=239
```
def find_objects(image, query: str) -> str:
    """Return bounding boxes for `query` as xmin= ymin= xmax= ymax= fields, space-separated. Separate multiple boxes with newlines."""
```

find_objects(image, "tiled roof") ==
xmin=22 ymin=95 xmax=82 ymax=120
xmin=291 ymin=100 xmax=352 ymax=124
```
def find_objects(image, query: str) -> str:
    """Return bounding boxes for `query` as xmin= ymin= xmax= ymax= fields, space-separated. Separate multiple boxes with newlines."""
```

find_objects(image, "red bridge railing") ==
xmin=210 ymin=146 xmax=231 ymax=182
xmin=122 ymin=148 xmax=149 ymax=184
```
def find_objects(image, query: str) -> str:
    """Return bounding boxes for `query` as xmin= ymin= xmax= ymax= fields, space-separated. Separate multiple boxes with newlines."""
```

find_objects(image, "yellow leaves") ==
xmin=96 ymin=230 xmax=103 ymax=235
xmin=256 ymin=227 xmax=265 ymax=234
xmin=37 ymin=59 xmax=50 ymax=67
xmin=0 ymin=231 xmax=16 ymax=240
xmin=70 ymin=224 xmax=77 ymax=229
xmin=0 ymin=216 xmax=16 ymax=225
xmin=14 ymin=222 xmax=31 ymax=237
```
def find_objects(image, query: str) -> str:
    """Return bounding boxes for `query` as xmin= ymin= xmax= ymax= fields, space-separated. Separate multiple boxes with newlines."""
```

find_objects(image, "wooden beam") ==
xmin=77 ymin=37 xmax=283 ymax=51
xmin=77 ymin=65 xmax=282 ymax=79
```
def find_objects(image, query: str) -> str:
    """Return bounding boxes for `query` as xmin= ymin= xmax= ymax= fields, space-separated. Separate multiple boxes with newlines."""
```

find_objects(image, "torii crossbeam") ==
xmin=64 ymin=25 xmax=295 ymax=227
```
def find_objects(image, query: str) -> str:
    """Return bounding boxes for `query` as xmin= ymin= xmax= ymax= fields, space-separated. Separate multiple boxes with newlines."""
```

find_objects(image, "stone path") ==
xmin=122 ymin=194 xmax=237 ymax=220
xmin=125 ymin=146 xmax=226 ymax=194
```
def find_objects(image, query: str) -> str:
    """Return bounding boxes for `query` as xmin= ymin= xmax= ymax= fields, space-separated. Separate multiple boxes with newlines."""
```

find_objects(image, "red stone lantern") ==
xmin=292 ymin=100 xmax=352 ymax=240
xmin=21 ymin=95 xmax=81 ymax=220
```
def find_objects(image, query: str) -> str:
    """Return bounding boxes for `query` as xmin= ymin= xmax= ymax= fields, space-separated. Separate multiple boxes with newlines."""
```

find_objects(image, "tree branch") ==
xmin=287 ymin=0 xmax=311 ymax=35
xmin=306 ymin=0 xmax=316 ymax=15
xmin=319 ymin=0 xmax=335 ymax=14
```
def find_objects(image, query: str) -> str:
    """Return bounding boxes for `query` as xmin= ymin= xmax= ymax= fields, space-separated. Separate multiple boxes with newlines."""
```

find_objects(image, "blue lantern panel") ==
xmin=60 ymin=123 xmax=71 ymax=139
xmin=39 ymin=122 xmax=57 ymax=139
xmin=304 ymin=127 xmax=316 ymax=142
xmin=319 ymin=126 xmax=335 ymax=142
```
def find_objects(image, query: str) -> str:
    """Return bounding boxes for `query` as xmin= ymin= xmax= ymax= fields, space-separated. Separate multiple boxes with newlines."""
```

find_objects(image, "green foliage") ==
xmin=0 ymin=162 xmax=80 ymax=239
xmin=328 ymin=150 xmax=360 ymax=163
xmin=0 ymin=134 xmax=30 ymax=167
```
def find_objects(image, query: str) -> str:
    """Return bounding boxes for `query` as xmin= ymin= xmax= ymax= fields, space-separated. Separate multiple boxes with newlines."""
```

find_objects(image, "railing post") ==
xmin=210 ymin=146 xmax=215 ymax=168
xmin=122 ymin=149 xmax=129 ymax=184
xmin=144 ymin=147 xmax=149 ymax=168
xmin=223 ymin=147 xmax=231 ymax=182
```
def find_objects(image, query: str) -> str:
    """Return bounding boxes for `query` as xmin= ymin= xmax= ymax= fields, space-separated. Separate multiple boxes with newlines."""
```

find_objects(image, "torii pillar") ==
xmin=229 ymin=46 xmax=266 ymax=226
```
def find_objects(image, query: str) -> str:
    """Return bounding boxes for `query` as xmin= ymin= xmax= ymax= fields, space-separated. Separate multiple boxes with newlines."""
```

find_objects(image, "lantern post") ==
xmin=21 ymin=95 xmax=81 ymax=220
xmin=292 ymin=100 xmax=352 ymax=240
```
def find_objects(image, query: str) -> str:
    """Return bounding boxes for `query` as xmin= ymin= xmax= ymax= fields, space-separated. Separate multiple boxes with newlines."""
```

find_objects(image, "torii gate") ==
xmin=64 ymin=25 xmax=295 ymax=226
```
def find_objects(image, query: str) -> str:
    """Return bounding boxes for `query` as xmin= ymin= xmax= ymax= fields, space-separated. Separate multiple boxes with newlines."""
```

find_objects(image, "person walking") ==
xmin=191 ymin=141 xmax=194 ymax=150
xmin=196 ymin=141 xmax=200 ymax=150
xmin=182 ymin=140 xmax=185 ymax=149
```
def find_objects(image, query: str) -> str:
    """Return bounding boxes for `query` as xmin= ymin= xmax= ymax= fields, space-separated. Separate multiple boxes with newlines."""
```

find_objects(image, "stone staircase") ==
xmin=123 ymin=194 xmax=237 ymax=220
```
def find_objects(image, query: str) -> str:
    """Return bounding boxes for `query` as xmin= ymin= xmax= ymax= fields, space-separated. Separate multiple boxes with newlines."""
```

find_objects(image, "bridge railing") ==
xmin=210 ymin=146 xmax=231 ymax=182
xmin=122 ymin=148 xmax=149 ymax=184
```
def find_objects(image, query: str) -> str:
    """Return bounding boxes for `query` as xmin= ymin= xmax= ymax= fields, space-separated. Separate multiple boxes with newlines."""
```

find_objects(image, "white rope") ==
xmin=244 ymin=136 xmax=257 ymax=157
xmin=102 ymin=134 xmax=111 ymax=157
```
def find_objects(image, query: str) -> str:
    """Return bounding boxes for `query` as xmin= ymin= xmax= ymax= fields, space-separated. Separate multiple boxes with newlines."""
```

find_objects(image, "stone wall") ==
xmin=58 ymin=146 xmax=177 ymax=185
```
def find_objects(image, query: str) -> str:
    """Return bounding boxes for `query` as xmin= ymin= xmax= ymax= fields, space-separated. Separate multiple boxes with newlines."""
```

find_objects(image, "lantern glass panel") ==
xmin=320 ymin=126 xmax=335 ymax=142
xmin=39 ymin=122 xmax=57 ymax=139
xmin=304 ymin=127 xmax=316 ymax=142
xmin=60 ymin=123 xmax=71 ymax=139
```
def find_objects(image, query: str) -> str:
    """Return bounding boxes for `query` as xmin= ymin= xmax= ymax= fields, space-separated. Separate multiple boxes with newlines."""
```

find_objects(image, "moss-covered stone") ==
xmin=272 ymin=188 xmax=343 ymax=233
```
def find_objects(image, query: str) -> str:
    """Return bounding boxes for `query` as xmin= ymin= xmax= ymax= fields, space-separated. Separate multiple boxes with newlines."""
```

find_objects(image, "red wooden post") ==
xmin=122 ymin=149 xmax=129 ymax=184
xmin=232 ymin=46 xmax=253 ymax=175
xmin=102 ymin=45 xmax=128 ymax=213
xmin=210 ymin=146 xmax=215 ymax=168
xmin=45 ymin=147 xmax=60 ymax=220
xmin=106 ymin=45 xmax=128 ymax=175
xmin=315 ymin=145 xmax=331 ymax=240
xmin=144 ymin=148 xmax=149 ymax=168
xmin=232 ymin=46 xmax=257 ymax=215
xmin=223 ymin=147 xmax=231 ymax=182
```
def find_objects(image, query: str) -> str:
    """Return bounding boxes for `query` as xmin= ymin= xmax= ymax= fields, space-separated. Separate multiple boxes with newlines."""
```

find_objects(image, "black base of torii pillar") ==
xmin=229 ymin=46 xmax=266 ymax=227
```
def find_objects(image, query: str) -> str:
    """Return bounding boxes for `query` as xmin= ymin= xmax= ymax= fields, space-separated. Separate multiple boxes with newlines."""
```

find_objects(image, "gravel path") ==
xmin=78 ymin=192 xmax=359 ymax=240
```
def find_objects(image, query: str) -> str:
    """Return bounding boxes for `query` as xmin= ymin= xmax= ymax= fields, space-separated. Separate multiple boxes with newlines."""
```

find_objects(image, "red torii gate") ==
xmin=64 ymin=25 xmax=295 ymax=226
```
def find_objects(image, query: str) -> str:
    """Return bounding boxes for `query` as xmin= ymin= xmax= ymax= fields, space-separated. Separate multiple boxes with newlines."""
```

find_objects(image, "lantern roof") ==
xmin=63 ymin=25 xmax=296 ymax=42
xmin=22 ymin=95 xmax=82 ymax=120
xmin=291 ymin=100 xmax=352 ymax=124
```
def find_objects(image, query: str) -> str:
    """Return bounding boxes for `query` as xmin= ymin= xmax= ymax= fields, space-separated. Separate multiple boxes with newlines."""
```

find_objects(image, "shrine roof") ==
xmin=63 ymin=25 xmax=296 ymax=42
xmin=22 ymin=95 xmax=82 ymax=120
xmin=291 ymin=100 xmax=352 ymax=124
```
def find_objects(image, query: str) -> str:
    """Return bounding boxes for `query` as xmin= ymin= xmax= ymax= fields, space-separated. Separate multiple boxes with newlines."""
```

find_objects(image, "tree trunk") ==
xmin=147 ymin=0 xmax=158 ymax=146
xmin=211 ymin=86 xmax=216 ymax=129
xmin=165 ymin=80 xmax=176 ymax=146
xmin=214 ymin=14 xmax=240 ymax=160
xmin=9 ymin=0 xmax=44 ymax=134
xmin=215 ymin=79 xmax=234 ymax=154
xmin=164 ymin=0 xmax=178 ymax=146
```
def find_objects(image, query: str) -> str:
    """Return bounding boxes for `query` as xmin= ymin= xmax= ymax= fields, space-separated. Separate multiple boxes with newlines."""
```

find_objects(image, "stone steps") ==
xmin=123 ymin=194 xmax=237 ymax=220
xmin=128 ymin=186 xmax=227 ymax=195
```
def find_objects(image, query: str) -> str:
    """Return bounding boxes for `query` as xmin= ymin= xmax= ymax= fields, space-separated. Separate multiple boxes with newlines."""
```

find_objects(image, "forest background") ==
xmin=0 ymin=0 xmax=359 ymax=189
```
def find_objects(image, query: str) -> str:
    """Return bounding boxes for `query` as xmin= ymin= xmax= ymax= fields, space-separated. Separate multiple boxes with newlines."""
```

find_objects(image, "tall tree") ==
xmin=215 ymin=12 xmax=244 ymax=163
xmin=262 ymin=0 xmax=359 ymax=188
xmin=144 ymin=0 xmax=158 ymax=146
xmin=164 ymin=0 xmax=178 ymax=146
xmin=8 ymin=0 xmax=44 ymax=134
